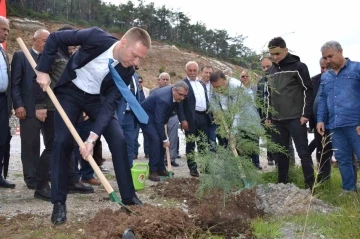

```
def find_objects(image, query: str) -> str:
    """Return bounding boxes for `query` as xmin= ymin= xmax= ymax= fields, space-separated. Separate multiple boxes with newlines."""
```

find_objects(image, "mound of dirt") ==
xmin=84 ymin=204 xmax=201 ymax=239
xmin=154 ymin=178 xmax=264 ymax=237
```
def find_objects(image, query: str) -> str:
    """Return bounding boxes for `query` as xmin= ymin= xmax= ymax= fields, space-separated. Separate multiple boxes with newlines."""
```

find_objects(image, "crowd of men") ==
xmin=1 ymin=15 xmax=360 ymax=225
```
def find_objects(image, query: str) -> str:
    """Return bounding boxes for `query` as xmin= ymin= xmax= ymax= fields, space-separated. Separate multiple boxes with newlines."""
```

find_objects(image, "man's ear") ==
xmin=284 ymin=47 xmax=289 ymax=53
xmin=119 ymin=37 xmax=127 ymax=48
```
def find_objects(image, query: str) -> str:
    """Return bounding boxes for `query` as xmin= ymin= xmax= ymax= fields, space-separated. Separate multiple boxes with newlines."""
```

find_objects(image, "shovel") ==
xmin=161 ymin=124 xmax=173 ymax=181
xmin=16 ymin=37 xmax=134 ymax=214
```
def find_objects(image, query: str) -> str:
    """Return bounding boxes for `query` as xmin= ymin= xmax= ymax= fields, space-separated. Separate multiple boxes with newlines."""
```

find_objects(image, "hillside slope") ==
xmin=6 ymin=17 xmax=243 ymax=89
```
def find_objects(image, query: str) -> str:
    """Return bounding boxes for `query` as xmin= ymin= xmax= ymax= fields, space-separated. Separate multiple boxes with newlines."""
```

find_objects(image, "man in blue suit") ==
xmin=35 ymin=27 xmax=151 ymax=225
xmin=140 ymin=81 xmax=189 ymax=181
xmin=117 ymin=72 xmax=141 ymax=167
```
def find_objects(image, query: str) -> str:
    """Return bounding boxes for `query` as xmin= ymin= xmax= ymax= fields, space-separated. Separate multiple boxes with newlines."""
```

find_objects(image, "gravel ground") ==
xmin=1 ymin=124 xmax=325 ymax=238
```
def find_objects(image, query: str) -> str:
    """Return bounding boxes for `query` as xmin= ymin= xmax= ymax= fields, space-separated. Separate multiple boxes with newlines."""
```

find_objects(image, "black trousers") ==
xmin=185 ymin=112 xmax=209 ymax=170
xmin=51 ymin=83 xmax=134 ymax=203
xmin=20 ymin=113 xmax=55 ymax=188
xmin=272 ymin=119 xmax=314 ymax=188
xmin=314 ymin=128 xmax=332 ymax=182
xmin=0 ymin=95 xmax=9 ymax=177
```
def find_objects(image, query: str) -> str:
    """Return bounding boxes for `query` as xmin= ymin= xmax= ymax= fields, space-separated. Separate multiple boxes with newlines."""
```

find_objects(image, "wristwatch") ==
xmin=86 ymin=139 xmax=96 ymax=146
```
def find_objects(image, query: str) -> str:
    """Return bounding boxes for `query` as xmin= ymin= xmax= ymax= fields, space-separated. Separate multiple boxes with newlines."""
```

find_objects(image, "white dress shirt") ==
xmin=72 ymin=42 xmax=119 ymax=94
xmin=0 ymin=44 xmax=8 ymax=93
xmin=188 ymin=77 xmax=207 ymax=111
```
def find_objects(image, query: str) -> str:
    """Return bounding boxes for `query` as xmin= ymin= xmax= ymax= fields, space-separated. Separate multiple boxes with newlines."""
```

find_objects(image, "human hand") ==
xmin=356 ymin=126 xmax=360 ymax=136
xmin=15 ymin=107 xmax=26 ymax=120
xmin=163 ymin=141 xmax=170 ymax=148
xmin=36 ymin=109 xmax=47 ymax=122
xmin=265 ymin=119 xmax=272 ymax=126
xmin=36 ymin=71 xmax=51 ymax=91
xmin=300 ymin=117 xmax=309 ymax=125
xmin=316 ymin=122 xmax=325 ymax=136
xmin=181 ymin=120 xmax=189 ymax=131
xmin=80 ymin=141 xmax=94 ymax=160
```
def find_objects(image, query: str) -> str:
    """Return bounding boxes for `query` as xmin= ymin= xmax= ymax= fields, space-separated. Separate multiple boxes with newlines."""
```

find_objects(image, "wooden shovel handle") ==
xmin=164 ymin=124 xmax=172 ymax=171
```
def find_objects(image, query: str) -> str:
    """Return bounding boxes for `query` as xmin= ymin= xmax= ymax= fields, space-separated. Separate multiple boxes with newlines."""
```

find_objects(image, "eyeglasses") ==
xmin=175 ymin=88 xmax=187 ymax=98
xmin=241 ymin=75 xmax=249 ymax=78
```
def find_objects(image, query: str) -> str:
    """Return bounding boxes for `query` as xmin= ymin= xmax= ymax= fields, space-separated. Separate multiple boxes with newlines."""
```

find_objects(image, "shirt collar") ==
xmin=32 ymin=48 xmax=40 ymax=55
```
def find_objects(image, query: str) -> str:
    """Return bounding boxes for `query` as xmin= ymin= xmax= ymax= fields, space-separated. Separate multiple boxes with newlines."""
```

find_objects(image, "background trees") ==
xmin=7 ymin=0 xmax=259 ymax=67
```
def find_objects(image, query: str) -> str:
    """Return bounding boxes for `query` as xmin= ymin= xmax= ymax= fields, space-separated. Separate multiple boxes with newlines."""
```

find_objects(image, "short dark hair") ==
xmin=123 ymin=27 xmax=151 ymax=49
xmin=210 ymin=70 xmax=226 ymax=83
xmin=201 ymin=65 xmax=213 ymax=72
xmin=268 ymin=37 xmax=286 ymax=49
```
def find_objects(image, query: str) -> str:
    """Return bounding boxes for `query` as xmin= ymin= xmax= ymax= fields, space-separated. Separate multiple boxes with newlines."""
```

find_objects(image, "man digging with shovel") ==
xmin=33 ymin=27 xmax=151 ymax=225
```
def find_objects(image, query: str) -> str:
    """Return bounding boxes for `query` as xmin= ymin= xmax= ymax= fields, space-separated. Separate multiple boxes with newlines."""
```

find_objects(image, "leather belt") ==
xmin=195 ymin=110 xmax=206 ymax=114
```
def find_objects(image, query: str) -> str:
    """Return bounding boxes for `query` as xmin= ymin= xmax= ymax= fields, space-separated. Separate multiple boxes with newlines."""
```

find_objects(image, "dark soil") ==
xmin=84 ymin=204 xmax=202 ymax=239
xmin=154 ymin=178 xmax=264 ymax=237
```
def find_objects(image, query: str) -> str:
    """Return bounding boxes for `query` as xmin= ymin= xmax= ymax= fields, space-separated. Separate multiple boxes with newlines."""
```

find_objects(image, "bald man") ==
xmin=11 ymin=29 xmax=50 ymax=190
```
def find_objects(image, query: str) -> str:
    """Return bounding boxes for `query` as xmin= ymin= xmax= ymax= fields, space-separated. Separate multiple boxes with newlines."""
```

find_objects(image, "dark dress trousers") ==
xmin=11 ymin=49 xmax=41 ymax=187
xmin=0 ymin=46 xmax=12 ymax=177
xmin=177 ymin=78 xmax=211 ymax=170
xmin=35 ymin=27 xmax=136 ymax=203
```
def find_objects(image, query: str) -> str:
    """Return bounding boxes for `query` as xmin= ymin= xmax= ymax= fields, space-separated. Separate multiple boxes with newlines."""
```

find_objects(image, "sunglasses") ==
xmin=139 ymin=81 xmax=143 ymax=83
xmin=241 ymin=75 xmax=249 ymax=78
xmin=175 ymin=88 xmax=187 ymax=98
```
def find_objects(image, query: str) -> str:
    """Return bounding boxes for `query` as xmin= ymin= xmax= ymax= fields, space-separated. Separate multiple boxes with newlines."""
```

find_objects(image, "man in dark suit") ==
xmin=178 ymin=61 xmax=211 ymax=177
xmin=140 ymin=81 xmax=188 ymax=181
xmin=35 ymin=27 xmax=151 ymax=225
xmin=0 ymin=16 xmax=15 ymax=189
xmin=11 ymin=29 xmax=50 ymax=189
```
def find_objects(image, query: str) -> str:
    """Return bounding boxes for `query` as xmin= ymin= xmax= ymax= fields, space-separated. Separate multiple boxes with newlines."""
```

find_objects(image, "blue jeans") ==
xmin=331 ymin=126 xmax=360 ymax=191
xmin=208 ymin=123 xmax=217 ymax=152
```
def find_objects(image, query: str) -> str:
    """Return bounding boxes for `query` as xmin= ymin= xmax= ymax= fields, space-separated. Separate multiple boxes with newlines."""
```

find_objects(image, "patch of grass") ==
xmin=251 ymin=217 xmax=283 ymax=239
xmin=13 ymin=173 xmax=23 ymax=178
xmin=262 ymin=164 xmax=305 ymax=188
xmin=106 ymin=174 xmax=116 ymax=180
xmin=255 ymin=164 xmax=360 ymax=239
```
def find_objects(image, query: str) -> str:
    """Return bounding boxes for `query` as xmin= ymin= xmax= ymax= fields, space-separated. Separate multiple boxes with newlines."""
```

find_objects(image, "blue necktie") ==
xmin=108 ymin=59 xmax=149 ymax=124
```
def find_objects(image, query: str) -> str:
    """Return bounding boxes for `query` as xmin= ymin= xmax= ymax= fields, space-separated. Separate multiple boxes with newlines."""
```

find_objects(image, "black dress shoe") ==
xmin=171 ymin=161 xmax=180 ymax=167
xmin=190 ymin=169 xmax=199 ymax=177
xmin=51 ymin=202 xmax=67 ymax=225
xmin=68 ymin=182 xmax=94 ymax=194
xmin=148 ymin=172 xmax=160 ymax=182
xmin=122 ymin=195 xmax=143 ymax=206
xmin=34 ymin=185 xmax=51 ymax=202
xmin=26 ymin=184 xmax=36 ymax=190
xmin=157 ymin=169 xmax=169 ymax=176
xmin=0 ymin=177 xmax=16 ymax=189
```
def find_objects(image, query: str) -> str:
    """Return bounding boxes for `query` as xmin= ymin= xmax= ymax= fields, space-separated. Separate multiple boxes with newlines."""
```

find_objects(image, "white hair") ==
xmin=158 ymin=72 xmax=170 ymax=80
xmin=320 ymin=41 xmax=342 ymax=52
xmin=34 ymin=29 xmax=50 ymax=38
xmin=0 ymin=16 xmax=9 ymax=25
xmin=185 ymin=61 xmax=198 ymax=71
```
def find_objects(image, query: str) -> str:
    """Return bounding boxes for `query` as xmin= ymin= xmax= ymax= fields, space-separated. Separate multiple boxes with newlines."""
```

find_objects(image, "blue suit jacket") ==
xmin=117 ymin=73 xmax=141 ymax=124
xmin=35 ymin=27 xmax=135 ymax=136
xmin=141 ymin=85 xmax=178 ymax=141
